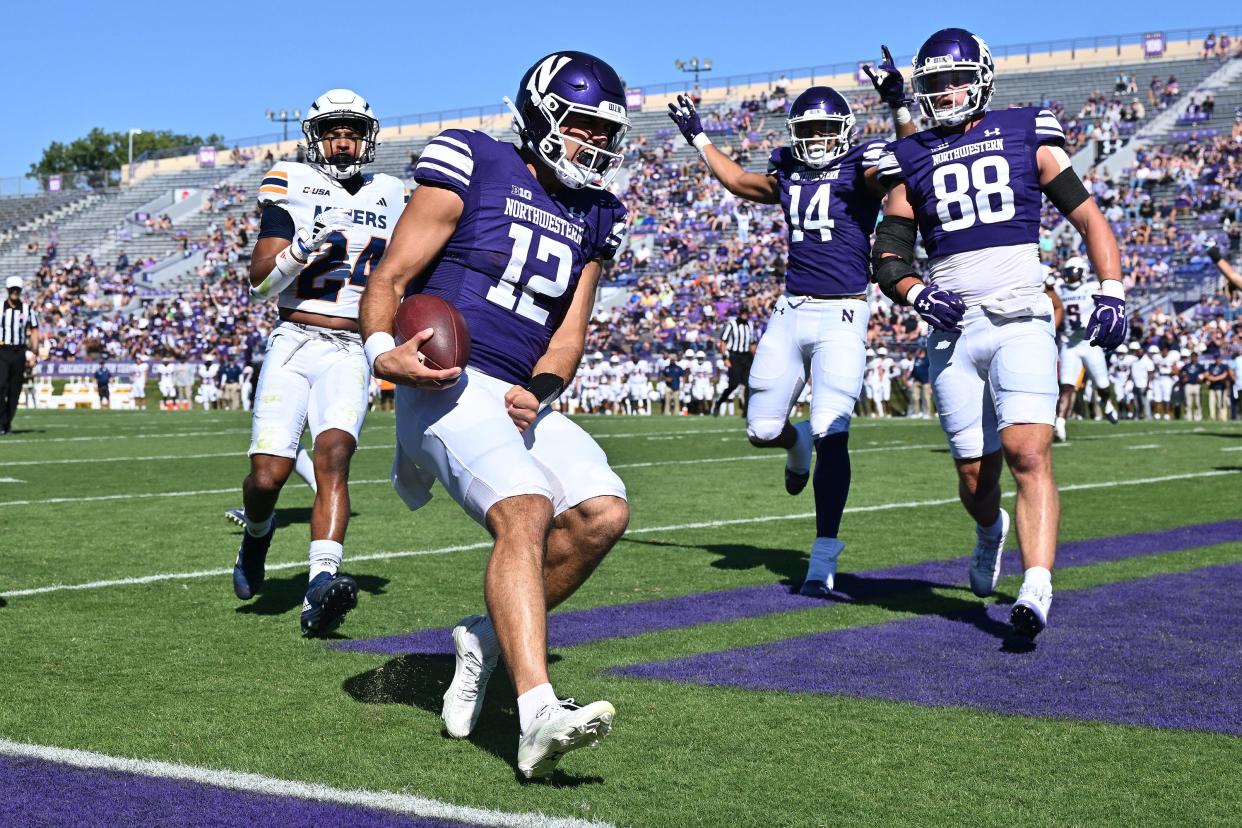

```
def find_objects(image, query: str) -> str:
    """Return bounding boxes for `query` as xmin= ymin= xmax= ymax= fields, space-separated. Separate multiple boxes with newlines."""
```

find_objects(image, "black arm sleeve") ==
xmin=870 ymin=215 xmax=920 ymax=304
xmin=1042 ymin=166 xmax=1090 ymax=217
xmin=257 ymin=205 xmax=296 ymax=241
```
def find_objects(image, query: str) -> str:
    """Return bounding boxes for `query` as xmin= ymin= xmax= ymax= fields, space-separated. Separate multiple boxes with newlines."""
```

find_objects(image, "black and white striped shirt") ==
xmin=2 ymin=300 xmax=37 ymax=347
xmin=720 ymin=318 xmax=754 ymax=354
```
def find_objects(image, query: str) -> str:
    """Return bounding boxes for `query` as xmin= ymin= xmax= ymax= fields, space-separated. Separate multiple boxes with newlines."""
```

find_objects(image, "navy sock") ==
xmin=812 ymin=432 xmax=851 ymax=538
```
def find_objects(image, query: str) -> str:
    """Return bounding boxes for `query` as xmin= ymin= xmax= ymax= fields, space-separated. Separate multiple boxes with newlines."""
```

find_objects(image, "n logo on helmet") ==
xmin=528 ymin=55 xmax=572 ymax=96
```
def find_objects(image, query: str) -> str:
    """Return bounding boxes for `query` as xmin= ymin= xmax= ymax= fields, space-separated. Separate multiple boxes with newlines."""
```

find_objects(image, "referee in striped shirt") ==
xmin=712 ymin=308 xmax=755 ymax=416
xmin=1 ymin=276 xmax=39 ymax=435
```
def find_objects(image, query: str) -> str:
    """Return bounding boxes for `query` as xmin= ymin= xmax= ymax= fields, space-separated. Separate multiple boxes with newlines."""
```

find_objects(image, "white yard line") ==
xmin=2 ymin=468 xmax=1234 ymax=600
xmin=0 ymin=738 xmax=610 ymax=828
xmin=2 ymin=425 xmax=1217 ymax=468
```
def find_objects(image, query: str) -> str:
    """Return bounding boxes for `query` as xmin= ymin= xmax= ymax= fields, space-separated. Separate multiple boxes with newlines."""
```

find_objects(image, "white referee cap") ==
xmin=5 ymin=276 xmax=22 ymax=290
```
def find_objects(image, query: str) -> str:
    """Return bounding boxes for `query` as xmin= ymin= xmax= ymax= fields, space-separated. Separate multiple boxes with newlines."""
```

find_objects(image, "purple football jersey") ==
xmin=412 ymin=129 xmax=627 ymax=384
xmin=877 ymin=107 xmax=1065 ymax=259
xmin=768 ymin=140 xmax=885 ymax=295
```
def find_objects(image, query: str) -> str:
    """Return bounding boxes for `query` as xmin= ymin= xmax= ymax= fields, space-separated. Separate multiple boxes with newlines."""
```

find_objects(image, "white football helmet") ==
xmin=302 ymin=89 xmax=379 ymax=179
xmin=1061 ymin=256 xmax=1089 ymax=287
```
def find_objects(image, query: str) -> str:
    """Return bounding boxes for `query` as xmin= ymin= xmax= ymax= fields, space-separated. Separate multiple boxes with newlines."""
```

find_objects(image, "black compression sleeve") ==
xmin=257 ymin=205 xmax=295 ymax=240
xmin=1043 ymin=166 xmax=1090 ymax=216
xmin=870 ymin=216 xmax=920 ymax=303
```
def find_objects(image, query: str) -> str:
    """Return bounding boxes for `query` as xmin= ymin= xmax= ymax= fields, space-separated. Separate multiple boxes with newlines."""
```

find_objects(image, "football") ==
xmin=392 ymin=294 xmax=471 ymax=373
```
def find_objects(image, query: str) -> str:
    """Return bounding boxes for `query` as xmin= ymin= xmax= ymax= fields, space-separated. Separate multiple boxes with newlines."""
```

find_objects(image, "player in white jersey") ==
xmin=1109 ymin=344 xmax=1134 ymax=417
xmin=156 ymin=358 xmax=176 ymax=405
xmin=1053 ymin=257 xmax=1119 ymax=440
xmin=1151 ymin=344 xmax=1179 ymax=420
xmin=197 ymin=354 xmax=220 ymax=411
xmin=230 ymin=89 xmax=405 ymax=637
xmin=690 ymin=350 xmax=714 ymax=414
xmin=130 ymin=355 xmax=149 ymax=409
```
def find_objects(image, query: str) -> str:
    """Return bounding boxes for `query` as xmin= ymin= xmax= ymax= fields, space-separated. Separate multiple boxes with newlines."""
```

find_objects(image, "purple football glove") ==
xmin=1085 ymin=294 xmax=1128 ymax=349
xmin=862 ymin=45 xmax=908 ymax=109
xmin=667 ymin=95 xmax=705 ymax=147
xmin=912 ymin=284 xmax=966 ymax=331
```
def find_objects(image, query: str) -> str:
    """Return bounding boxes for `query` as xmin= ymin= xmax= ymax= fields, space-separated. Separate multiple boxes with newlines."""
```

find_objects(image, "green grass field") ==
xmin=1 ymin=409 xmax=1240 ymax=827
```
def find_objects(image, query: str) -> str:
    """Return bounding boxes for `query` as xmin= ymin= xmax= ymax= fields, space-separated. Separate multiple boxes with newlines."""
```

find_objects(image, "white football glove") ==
xmin=290 ymin=208 xmax=355 ymax=263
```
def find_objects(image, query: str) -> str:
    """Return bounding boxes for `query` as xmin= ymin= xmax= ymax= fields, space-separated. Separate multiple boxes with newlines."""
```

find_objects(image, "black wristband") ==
xmin=524 ymin=372 xmax=566 ymax=408
xmin=1043 ymin=166 xmax=1090 ymax=216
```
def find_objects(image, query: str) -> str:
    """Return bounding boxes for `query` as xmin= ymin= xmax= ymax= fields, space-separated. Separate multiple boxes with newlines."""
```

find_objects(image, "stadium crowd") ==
xmin=9 ymin=59 xmax=1242 ymax=418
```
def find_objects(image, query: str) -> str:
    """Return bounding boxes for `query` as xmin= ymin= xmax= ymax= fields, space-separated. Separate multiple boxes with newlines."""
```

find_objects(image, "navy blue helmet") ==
xmin=505 ymin=51 xmax=631 ymax=190
xmin=910 ymin=28 xmax=995 ymax=126
xmin=785 ymin=86 xmax=855 ymax=168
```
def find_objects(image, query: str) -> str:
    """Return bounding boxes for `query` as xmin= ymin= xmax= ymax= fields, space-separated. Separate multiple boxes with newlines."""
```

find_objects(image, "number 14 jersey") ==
xmin=412 ymin=129 xmax=626 ymax=385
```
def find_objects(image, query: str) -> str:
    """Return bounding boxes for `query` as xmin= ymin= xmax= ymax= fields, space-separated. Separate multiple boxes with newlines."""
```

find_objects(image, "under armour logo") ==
xmin=376 ymin=197 xmax=387 ymax=207
xmin=984 ymin=128 xmax=1001 ymax=137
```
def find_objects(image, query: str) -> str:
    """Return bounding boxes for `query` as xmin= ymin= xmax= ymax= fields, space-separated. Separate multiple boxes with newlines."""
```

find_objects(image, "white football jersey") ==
xmin=1153 ymin=352 xmax=1179 ymax=376
xmin=1057 ymin=280 xmax=1098 ymax=344
xmin=258 ymin=161 xmax=406 ymax=320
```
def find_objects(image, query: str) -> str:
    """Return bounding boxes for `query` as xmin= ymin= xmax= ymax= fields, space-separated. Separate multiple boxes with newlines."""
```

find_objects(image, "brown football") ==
xmin=392 ymin=294 xmax=471 ymax=373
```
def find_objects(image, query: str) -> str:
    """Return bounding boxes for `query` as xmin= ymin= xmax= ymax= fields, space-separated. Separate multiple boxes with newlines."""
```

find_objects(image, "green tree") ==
xmin=29 ymin=128 xmax=225 ymax=188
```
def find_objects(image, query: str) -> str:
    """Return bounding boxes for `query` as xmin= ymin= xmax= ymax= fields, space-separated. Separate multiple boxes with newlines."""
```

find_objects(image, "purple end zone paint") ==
xmin=334 ymin=521 xmax=1242 ymax=656
xmin=613 ymin=563 xmax=1242 ymax=735
xmin=0 ymin=755 xmax=483 ymax=827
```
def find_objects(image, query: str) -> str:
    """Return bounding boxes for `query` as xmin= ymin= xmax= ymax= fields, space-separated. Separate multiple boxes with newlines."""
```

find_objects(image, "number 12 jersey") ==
xmin=411 ymin=129 xmax=626 ymax=385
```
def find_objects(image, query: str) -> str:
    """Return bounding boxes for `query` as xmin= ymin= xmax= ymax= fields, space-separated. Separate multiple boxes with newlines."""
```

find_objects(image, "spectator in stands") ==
xmin=1203 ymin=32 xmax=1217 ymax=59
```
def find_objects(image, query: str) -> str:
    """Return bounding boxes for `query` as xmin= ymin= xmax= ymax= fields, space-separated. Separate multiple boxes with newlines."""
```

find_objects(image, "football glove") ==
xmin=667 ymin=95 xmax=707 ymax=148
xmin=1206 ymin=240 xmax=1223 ymax=263
xmin=291 ymin=208 xmax=354 ymax=264
xmin=1085 ymin=294 xmax=1128 ymax=349
xmin=909 ymin=283 xmax=966 ymax=331
xmin=863 ymin=45 xmax=909 ymax=110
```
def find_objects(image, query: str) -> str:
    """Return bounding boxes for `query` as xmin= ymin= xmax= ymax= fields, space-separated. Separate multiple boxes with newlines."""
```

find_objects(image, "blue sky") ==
xmin=5 ymin=1 xmax=1233 ymax=181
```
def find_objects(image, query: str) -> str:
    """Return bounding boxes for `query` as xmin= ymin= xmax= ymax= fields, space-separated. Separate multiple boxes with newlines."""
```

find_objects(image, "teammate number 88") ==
xmin=932 ymin=156 xmax=1015 ymax=232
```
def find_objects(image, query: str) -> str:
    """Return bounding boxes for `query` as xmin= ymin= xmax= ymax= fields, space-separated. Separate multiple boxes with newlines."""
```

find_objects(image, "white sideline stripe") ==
xmin=1126 ymin=444 xmax=1161 ymax=450
xmin=0 ymin=427 xmax=1223 ymax=500
xmin=0 ymin=739 xmax=610 ymax=828
xmin=3 ymin=424 xmax=1216 ymax=468
xmin=0 ymin=429 xmax=246 ymax=445
xmin=0 ymin=477 xmax=24 ymax=483
xmin=2 ymin=468 xmax=1235 ymax=599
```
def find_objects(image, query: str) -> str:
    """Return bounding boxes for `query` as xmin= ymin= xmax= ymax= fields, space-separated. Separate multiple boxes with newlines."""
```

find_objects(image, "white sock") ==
xmin=806 ymin=537 xmax=845 ymax=583
xmin=1023 ymin=565 xmax=1052 ymax=590
xmin=309 ymin=539 xmax=343 ymax=580
xmin=243 ymin=512 xmax=273 ymax=538
xmin=294 ymin=446 xmax=318 ymax=493
xmin=517 ymin=682 xmax=559 ymax=735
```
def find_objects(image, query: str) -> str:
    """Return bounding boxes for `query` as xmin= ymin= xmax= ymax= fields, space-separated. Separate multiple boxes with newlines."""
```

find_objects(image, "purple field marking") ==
xmin=332 ymin=520 xmax=1242 ymax=657
xmin=612 ymin=563 xmax=1242 ymax=736
xmin=0 ymin=755 xmax=481 ymax=828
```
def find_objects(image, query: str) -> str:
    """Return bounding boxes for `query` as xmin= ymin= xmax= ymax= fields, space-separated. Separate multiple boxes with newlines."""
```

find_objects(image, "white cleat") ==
xmin=969 ymin=510 xmax=1010 ymax=598
xmin=441 ymin=615 xmax=499 ymax=739
xmin=1011 ymin=581 xmax=1052 ymax=639
xmin=784 ymin=421 xmax=814 ymax=495
xmin=1053 ymin=417 xmax=1067 ymax=443
xmin=517 ymin=699 xmax=614 ymax=780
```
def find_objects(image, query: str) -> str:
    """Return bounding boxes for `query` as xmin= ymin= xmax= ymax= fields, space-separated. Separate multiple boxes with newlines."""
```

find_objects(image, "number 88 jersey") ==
xmin=876 ymin=107 xmax=1065 ymax=260
xmin=258 ymin=161 xmax=407 ymax=320
xmin=410 ymin=129 xmax=627 ymax=385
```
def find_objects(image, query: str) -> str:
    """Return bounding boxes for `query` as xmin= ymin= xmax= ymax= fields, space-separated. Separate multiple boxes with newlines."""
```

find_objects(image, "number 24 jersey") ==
xmin=257 ymin=161 xmax=407 ymax=320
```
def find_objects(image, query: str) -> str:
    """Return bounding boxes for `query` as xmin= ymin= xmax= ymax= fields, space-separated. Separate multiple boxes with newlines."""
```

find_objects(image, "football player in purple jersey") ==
xmin=667 ymin=48 xmax=916 ymax=596
xmin=360 ymin=51 xmax=630 ymax=779
xmin=872 ymin=28 xmax=1126 ymax=640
